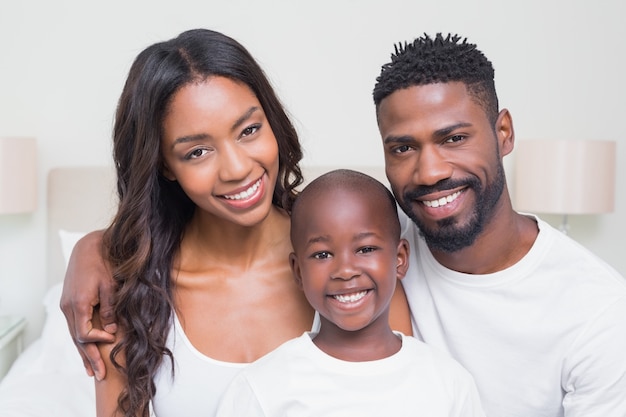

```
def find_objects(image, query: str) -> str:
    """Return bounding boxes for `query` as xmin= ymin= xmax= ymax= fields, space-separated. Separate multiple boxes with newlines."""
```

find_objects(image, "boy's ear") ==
xmin=396 ymin=239 xmax=410 ymax=280
xmin=289 ymin=252 xmax=304 ymax=289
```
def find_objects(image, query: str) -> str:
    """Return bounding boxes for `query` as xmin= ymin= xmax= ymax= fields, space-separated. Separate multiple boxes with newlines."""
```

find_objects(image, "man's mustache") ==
xmin=403 ymin=178 xmax=478 ymax=200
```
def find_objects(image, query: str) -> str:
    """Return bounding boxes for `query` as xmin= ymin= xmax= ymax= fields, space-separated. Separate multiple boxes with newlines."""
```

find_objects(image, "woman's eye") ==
xmin=242 ymin=124 xmax=260 ymax=137
xmin=186 ymin=148 xmax=208 ymax=160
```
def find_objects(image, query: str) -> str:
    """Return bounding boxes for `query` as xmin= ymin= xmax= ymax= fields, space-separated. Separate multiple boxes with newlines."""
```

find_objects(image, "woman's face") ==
xmin=161 ymin=76 xmax=280 ymax=227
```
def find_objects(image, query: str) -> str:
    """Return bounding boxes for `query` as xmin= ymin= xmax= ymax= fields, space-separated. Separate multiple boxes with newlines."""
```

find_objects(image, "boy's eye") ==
xmin=357 ymin=246 xmax=377 ymax=254
xmin=312 ymin=251 xmax=332 ymax=260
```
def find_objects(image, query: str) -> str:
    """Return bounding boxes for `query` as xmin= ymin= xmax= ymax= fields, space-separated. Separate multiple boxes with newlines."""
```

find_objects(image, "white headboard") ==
xmin=45 ymin=165 xmax=387 ymax=289
xmin=46 ymin=166 xmax=117 ymax=288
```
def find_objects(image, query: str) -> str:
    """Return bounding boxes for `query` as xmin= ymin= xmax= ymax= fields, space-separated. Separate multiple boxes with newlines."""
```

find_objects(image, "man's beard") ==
xmin=399 ymin=161 xmax=506 ymax=253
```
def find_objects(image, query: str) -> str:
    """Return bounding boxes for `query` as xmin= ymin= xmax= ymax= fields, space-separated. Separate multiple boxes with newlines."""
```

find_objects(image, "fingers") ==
xmin=97 ymin=265 xmax=118 ymax=334
xmin=77 ymin=339 xmax=109 ymax=382
xmin=59 ymin=229 xmax=118 ymax=380
xmin=63 ymin=297 xmax=115 ymax=380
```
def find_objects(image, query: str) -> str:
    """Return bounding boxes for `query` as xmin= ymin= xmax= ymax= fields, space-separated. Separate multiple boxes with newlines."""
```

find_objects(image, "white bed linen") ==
xmin=0 ymin=283 xmax=95 ymax=417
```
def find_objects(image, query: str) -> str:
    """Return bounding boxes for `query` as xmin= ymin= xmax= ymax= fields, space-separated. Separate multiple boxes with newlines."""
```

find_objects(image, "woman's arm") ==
xmin=95 ymin=331 xmax=127 ymax=417
xmin=388 ymin=280 xmax=413 ymax=336
xmin=60 ymin=230 xmax=118 ymax=380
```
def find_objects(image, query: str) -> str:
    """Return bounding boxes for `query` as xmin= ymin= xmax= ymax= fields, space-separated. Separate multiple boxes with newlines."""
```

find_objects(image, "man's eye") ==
xmin=393 ymin=145 xmax=411 ymax=154
xmin=445 ymin=135 xmax=465 ymax=143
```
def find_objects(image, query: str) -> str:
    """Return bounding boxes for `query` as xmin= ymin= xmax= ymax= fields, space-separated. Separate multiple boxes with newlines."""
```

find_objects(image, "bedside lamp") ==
xmin=514 ymin=139 xmax=616 ymax=235
xmin=0 ymin=137 xmax=38 ymax=214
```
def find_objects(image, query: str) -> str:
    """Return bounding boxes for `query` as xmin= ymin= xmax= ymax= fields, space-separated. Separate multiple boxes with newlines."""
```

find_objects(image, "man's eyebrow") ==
xmin=383 ymin=134 xmax=413 ymax=145
xmin=432 ymin=122 xmax=473 ymax=138
xmin=383 ymin=122 xmax=473 ymax=145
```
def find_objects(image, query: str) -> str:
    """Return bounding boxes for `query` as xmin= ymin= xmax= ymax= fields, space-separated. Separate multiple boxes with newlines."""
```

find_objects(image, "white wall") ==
xmin=1 ymin=0 xmax=625 ymax=346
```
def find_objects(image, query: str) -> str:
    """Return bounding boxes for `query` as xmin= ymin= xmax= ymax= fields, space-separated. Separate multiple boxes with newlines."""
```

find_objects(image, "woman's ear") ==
xmin=160 ymin=162 xmax=176 ymax=181
xmin=396 ymin=239 xmax=410 ymax=280
xmin=289 ymin=252 xmax=304 ymax=290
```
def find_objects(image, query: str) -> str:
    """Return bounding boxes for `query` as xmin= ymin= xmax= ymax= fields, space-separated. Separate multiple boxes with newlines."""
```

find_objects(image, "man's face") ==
xmin=377 ymin=82 xmax=510 ymax=252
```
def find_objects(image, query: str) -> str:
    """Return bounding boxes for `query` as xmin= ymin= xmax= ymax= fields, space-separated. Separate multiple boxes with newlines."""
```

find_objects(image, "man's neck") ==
xmin=430 ymin=206 xmax=539 ymax=275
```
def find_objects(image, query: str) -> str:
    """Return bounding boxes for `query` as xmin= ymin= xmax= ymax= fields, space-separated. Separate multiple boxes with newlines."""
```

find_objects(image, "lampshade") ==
xmin=514 ymin=139 xmax=615 ymax=215
xmin=0 ymin=137 xmax=38 ymax=214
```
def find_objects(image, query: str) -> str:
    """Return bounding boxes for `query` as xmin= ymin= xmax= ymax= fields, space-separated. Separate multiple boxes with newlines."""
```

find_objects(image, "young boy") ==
xmin=215 ymin=169 xmax=485 ymax=416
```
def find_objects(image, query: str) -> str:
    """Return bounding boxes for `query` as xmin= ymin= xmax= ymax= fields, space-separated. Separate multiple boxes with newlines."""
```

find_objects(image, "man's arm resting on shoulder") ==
xmin=60 ymin=229 xmax=117 ymax=381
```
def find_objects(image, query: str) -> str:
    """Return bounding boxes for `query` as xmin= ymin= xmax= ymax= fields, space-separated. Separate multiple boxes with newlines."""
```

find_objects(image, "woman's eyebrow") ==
xmin=231 ymin=106 xmax=260 ymax=131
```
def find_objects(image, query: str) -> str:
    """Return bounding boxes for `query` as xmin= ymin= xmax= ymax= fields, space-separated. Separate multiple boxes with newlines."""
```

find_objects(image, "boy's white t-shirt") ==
xmin=401 ymin=213 xmax=626 ymax=417
xmin=216 ymin=332 xmax=485 ymax=417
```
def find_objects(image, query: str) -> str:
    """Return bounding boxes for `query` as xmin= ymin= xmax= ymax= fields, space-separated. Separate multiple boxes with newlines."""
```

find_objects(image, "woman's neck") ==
xmin=178 ymin=205 xmax=291 ymax=271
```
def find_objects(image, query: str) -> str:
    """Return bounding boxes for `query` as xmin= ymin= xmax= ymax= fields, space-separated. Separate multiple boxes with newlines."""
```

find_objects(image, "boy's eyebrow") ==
xmin=304 ymin=231 xmax=379 ymax=246
xmin=305 ymin=235 xmax=330 ymax=246
xmin=354 ymin=231 xmax=378 ymax=241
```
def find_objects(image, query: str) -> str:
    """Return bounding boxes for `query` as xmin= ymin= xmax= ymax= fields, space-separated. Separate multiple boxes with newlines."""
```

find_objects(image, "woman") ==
xmin=62 ymin=29 xmax=412 ymax=417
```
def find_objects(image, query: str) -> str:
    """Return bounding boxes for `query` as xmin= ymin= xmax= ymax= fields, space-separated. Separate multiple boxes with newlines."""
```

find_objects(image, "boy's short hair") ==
xmin=290 ymin=169 xmax=400 ymax=244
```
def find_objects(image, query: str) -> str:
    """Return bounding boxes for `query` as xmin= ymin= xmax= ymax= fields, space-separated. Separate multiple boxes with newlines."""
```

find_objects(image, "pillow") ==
xmin=58 ymin=229 xmax=87 ymax=268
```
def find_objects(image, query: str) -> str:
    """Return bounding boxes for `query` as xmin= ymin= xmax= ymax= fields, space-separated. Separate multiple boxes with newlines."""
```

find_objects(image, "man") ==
xmin=373 ymin=33 xmax=626 ymax=416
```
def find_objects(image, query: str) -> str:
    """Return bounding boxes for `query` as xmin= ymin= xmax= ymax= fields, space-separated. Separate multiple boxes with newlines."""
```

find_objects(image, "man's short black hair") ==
xmin=373 ymin=33 xmax=499 ymax=124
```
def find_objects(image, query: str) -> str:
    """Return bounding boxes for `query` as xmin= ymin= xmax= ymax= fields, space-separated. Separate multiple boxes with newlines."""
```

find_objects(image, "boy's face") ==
xmin=290 ymin=188 xmax=408 ymax=333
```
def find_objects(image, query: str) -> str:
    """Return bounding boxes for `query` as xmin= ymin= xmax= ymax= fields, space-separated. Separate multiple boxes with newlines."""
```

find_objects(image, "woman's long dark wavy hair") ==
xmin=101 ymin=28 xmax=303 ymax=417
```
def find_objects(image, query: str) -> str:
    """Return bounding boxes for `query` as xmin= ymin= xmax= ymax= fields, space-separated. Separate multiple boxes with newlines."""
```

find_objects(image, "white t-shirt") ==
xmin=215 ymin=332 xmax=485 ymax=417
xmin=402 ymin=213 xmax=626 ymax=417
xmin=152 ymin=314 xmax=320 ymax=417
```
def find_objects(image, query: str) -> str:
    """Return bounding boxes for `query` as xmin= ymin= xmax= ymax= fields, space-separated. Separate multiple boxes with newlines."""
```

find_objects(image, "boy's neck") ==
xmin=312 ymin=322 xmax=401 ymax=362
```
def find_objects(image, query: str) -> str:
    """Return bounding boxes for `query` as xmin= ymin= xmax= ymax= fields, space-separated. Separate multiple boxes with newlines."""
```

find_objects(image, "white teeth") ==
xmin=333 ymin=291 xmax=368 ymax=303
xmin=223 ymin=179 xmax=261 ymax=200
xmin=423 ymin=191 xmax=461 ymax=208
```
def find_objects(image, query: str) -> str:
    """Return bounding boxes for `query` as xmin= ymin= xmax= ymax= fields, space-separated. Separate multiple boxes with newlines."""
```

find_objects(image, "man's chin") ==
xmin=411 ymin=214 xmax=481 ymax=253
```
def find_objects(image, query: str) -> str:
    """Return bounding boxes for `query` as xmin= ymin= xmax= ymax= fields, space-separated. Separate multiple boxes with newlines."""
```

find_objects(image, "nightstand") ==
xmin=0 ymin=316 xmax=27 ymax=380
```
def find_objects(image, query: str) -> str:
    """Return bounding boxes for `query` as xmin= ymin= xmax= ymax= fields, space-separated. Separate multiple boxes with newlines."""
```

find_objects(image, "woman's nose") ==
xmin=218 ymin=143 xmax=250 ymax=182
